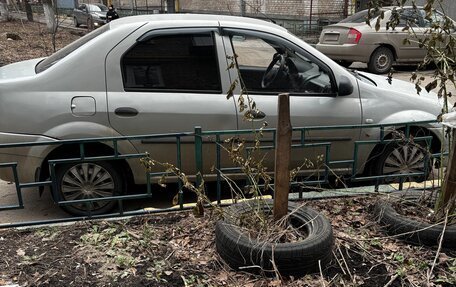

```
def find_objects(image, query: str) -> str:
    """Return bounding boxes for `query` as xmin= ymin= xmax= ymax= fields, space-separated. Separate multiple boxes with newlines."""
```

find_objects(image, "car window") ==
xmin=339 ymin=9 xmax=382 ymax=23
xmin=121 ymin=32 xmax=221 ymax=93
xmin=421 ymin=10 xmax=446 ymax=27
xmin=35 ymin=24 xmax=109 ymax=73
xmin=87 ymin=4 xmax=108 ymax=12
xmin=396 ymin=8 xmax=423 ymax=27
xmin=229 ymin=33 xmax=334 ymax=95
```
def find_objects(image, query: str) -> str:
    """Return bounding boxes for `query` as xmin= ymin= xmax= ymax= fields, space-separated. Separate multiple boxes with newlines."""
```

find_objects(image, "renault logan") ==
xmin=0 ymin=14 xmax=444 ymax=215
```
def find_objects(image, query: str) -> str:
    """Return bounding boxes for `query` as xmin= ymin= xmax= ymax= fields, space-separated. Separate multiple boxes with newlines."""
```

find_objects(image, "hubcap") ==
xmin=382 ymin=145 xmax=427 ymax=182
xmin=376 ymin=54 xmax=389 ymax=69
xmin=61 ymin=163 xmax=115 ymax=210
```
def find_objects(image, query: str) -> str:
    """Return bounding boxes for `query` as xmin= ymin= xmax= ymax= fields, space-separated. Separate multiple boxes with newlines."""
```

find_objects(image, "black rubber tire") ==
xmin=368 ymin=141 xmax=431 ymax=184
xmin=337 ymin=60 xmax=353 ymax=68
xmin=73 ymin=17 xmax=79 ymax=27
xmin=373 ymin=192 xmax=456 ymax=249
xmin=55 ymin=161 xmax=122 ymax=216
xmin=215 ymin=200 xmax=334 ymax=276
xmin=368 ymin=46 xmax=394 ymax=74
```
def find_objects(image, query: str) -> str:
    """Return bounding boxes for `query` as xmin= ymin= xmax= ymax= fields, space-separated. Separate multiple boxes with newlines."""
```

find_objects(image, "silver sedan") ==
xmin=0 ymin=14 xmax=444 ymax=215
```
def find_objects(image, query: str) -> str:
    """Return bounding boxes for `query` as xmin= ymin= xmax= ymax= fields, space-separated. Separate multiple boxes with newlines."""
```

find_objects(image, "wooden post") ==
xmin=273 ymin=93 xmax=292 ymax=221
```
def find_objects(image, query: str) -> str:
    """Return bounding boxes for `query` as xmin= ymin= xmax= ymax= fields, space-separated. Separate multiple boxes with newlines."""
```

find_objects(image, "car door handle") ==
xmin=114 ymin=107 xmax=138 ymax=117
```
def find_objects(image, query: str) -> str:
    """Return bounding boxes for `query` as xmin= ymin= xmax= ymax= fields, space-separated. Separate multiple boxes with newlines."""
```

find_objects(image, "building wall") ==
xmin=178 ymin=0 xmax=348 ymax=19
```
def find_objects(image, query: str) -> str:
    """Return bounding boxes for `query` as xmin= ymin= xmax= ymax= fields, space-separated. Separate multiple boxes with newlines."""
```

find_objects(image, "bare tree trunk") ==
xmin=25 ymin=0 xmax=33 ymax=21
xmin=42 ymin=0 xmax=56 ymax=33
xmin=0 ymin=0 xmax=9 ymax=22
xmin=438 ymin=131 xmax=456 ymax=217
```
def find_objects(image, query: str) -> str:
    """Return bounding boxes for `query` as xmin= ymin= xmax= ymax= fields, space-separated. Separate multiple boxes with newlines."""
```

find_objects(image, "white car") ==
xmin=0 ymin=14 xmax=444 ymax=215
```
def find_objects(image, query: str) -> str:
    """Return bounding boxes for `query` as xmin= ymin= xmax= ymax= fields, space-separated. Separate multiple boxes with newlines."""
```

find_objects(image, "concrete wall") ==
xmin=178 ymin=0 xmax=348 ymax=19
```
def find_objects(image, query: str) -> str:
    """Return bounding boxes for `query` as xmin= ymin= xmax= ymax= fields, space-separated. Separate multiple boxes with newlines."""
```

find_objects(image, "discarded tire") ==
xmin=373 ymin=193 xmax=456 ymax=249
xmin=215 ymin=200 xmax=333 ymax=276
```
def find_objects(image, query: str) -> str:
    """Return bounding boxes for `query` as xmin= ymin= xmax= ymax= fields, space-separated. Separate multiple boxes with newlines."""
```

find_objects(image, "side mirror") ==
xmin=338 ymin=75 xmax=354 ymax=96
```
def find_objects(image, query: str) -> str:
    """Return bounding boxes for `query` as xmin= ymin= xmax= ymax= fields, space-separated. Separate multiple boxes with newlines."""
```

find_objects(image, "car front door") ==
xmin=105 ymin=28 xmax=238 ymax=176
xmin=222 ymin=29 xmax=363 ymax=177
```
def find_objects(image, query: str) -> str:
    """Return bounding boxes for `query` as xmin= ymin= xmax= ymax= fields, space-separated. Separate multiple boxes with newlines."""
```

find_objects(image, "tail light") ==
xmin=347 ymin=28 xmax=362 ymax=44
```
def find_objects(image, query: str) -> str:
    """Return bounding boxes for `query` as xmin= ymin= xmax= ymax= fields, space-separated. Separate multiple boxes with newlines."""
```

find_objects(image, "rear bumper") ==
xmin=315 ymin=43 xmax=378 ymax=63
xmin=0 ymin=132 xmax=57 ymax=183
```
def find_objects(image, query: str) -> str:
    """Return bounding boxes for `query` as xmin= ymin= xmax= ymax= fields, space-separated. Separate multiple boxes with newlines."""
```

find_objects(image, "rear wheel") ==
xmin=56 ymin=161 xmax=122 ymax=216
xmin=73 ymin=17 xmax=79 ymax=27
xmin=368 ymin=47 xmax=394 ymax=74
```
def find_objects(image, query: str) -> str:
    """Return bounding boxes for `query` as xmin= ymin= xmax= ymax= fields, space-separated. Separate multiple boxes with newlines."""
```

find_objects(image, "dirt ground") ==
xmin=0 ymin=196 xmax=454 ymax=287
xmin=0 ymin=20 xmax=455 ymax=287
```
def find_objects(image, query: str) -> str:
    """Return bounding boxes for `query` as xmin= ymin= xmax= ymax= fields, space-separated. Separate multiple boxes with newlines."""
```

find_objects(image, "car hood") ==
xmin=0 ymin=58 xmax=43 ymax=80
xmin=358 ymin=71 xmax=442 ymax=103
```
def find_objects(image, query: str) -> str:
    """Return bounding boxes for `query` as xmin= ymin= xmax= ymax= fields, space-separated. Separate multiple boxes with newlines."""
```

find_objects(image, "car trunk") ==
xmin=318 ymin=23 xmax=365 ymax=45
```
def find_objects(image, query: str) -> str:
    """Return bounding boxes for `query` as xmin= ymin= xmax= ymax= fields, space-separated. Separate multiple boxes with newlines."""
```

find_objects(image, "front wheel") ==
xmin=73 ymin=17 xmax=79 ymax=27
xmin=55 ymin=161 xmax=123 ymax=216
xmin=369 ymin=142 xmax=431 ymax=184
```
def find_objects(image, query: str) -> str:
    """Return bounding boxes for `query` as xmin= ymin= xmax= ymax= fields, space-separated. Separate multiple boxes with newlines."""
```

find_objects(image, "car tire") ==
xmin=55 ymin=161 xmax=122 ymax=216
xmin=373 ymin=192 xmax=456 ymax=248
xmin=73 ymin=17 xmax=79 ymax=27
xmin=215 ymin=200 xmax=333 ymax=276
xmin=369 ymin=141 xmax=431 ymax=184
xmin=337 ymin=60 xmax=353 ymax=68
xmin=368 ymin=47 xmax=394 ymax=74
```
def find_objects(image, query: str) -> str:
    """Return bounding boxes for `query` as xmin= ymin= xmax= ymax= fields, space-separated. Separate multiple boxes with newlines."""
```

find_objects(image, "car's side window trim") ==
xmin=137 ymin=27 xmax=220 ymax=42
xmin=221 ymin=28 xmax=338 ymax=97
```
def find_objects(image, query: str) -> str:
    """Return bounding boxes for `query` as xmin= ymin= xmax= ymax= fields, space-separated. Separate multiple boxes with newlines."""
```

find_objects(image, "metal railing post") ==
xmin=194 ymin=126 xmax=203 ymax=189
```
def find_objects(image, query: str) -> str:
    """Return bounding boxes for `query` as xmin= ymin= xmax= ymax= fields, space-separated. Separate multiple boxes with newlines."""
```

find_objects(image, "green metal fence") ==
xmin=0 ymin=120 xmax=446 ymax=228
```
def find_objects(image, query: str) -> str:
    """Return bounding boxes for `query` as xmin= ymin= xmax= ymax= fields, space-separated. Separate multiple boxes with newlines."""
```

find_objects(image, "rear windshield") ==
xmin=35 ymin=25 xmax=109 ymax=73
xmin=339 ymin=9 xmax=383 ymax=23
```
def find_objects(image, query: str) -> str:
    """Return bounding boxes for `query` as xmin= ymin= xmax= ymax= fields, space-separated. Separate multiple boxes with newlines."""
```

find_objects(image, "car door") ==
xmin=387 ymin=8 xmax=427 ymax=62
xmin=222 ymin=29 xmax=363 ymax=177
xmin=105 ymin=28 xmax=237 ymax=175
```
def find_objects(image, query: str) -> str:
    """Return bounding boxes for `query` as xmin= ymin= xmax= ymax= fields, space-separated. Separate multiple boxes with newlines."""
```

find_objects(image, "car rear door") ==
xmin=105 ymin=27 xmax=238 ymax=175
xmin=387 ymin=8 xmax=427 ymax=62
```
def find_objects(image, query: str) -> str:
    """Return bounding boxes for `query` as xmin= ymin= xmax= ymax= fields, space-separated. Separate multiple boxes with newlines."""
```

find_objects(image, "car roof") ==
xmin=108 ymin=13 xmax=288 ymax=32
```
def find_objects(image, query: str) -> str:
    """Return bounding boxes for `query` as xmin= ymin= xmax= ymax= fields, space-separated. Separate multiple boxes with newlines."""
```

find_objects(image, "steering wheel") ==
xmin=299 ymin=72 xmax=321 ymax=89
xmin=261 ymin=53 xmax=286 ymax=88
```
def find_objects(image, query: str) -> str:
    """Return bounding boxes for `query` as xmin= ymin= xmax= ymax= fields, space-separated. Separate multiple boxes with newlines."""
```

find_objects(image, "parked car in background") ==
xmin=316 ymin=6 xmax=455 ymax=73
xmin=0 ymin=14 xmax=445 ymax=215
xmin=73 ymin=3 xmax=108 ymax=28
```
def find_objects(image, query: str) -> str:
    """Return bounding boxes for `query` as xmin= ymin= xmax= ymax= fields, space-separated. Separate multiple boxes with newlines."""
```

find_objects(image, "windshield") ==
xmin=87 ymin=4 xmax=108 ymax=12
xmin=339 ymin=9 xmax=383 ymax=23
xmin=35 ymin=25 xmax=109 ymax=73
